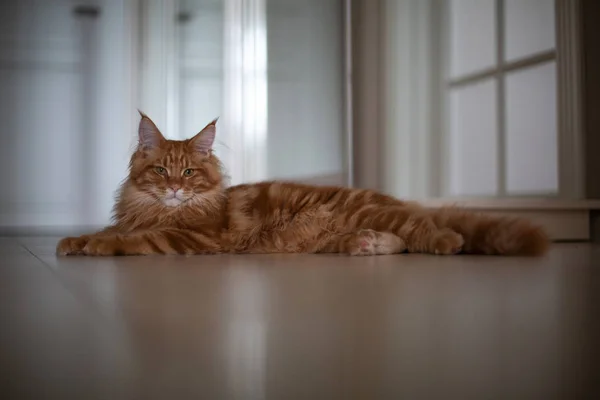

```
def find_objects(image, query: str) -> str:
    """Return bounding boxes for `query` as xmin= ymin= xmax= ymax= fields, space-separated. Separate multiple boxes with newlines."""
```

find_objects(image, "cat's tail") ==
xmin=429 ymin=207 xmax=550 ymax=256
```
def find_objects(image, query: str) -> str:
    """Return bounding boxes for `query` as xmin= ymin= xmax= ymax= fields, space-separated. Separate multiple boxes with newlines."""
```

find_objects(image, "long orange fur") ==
xmin=56 ymin=114 xmax=550 ymax=257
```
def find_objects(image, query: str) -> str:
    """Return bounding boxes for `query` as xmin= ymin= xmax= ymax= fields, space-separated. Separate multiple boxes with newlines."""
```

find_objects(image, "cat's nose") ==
xmin=169 ymin=185 xmax=181 ymax=192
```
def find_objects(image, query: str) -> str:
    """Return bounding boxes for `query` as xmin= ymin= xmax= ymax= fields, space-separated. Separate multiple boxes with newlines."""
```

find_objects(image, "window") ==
xmin=445 ymin=0 xmax=558 ymax=197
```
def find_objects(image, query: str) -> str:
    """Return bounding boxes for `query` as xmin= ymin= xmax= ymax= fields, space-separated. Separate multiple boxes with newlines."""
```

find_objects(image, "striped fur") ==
xmin=56 ymin=115 xmax=550 ymax=257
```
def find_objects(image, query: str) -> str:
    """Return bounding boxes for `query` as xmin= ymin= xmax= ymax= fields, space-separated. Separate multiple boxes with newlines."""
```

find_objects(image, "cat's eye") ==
xmin=155 ymin=166 xmax=167 ymax=175
xmin=183 ymin=168 xmax=194 ymax=177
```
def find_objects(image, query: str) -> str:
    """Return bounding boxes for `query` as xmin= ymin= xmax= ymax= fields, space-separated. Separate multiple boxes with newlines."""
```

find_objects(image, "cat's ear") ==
xmin=137 ymin=110 xmax=165 ymax=149
xmin=190 ymin=117 xmax=218 ymax=155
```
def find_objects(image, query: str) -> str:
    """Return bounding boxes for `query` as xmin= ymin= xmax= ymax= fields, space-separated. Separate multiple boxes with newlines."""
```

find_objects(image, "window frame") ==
xmin=439 ymin=0 xmax=583 ymax=199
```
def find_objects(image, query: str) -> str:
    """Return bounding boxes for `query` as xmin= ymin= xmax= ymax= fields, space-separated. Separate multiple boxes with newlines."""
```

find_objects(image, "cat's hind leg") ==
xmin=398 ymin=215 xmax=464 ymax=255
xmin=348 ymin=229 xmax=407 ymax=256
xmin=352 ymin=207 xmax=464 ymax=255
xmin=318 ymin=229 xmax=407 ymax=256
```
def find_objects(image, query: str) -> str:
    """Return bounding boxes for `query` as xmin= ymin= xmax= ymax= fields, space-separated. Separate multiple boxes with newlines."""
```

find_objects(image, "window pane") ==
xmin=505 ymin=62 xmax=558 ymax=195
xmin=449 ymin=0 xmax=496 ymax=78
xmin=449 ymin=79 xmax=498 ymax=197
xmin=504 ymin=0 xmax=555 ymax=62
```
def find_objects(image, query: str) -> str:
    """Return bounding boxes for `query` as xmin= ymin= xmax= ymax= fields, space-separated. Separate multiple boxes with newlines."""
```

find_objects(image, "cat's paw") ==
xmin=348 ymin=229 xmax=407 ymax=256
xmin=348 ymin=229 xmax=380 ymax=256
xmin=82 ymin=237 xmax=123 ymax=256
xmin=431 ymin=229 xmax=464 ymax=255
xmin=56 ymin=236 xmax=89 ymax=256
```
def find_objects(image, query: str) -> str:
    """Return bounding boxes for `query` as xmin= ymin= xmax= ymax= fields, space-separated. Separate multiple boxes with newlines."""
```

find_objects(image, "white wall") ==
xmin=381 ymin=0 xmax=438 ymax=199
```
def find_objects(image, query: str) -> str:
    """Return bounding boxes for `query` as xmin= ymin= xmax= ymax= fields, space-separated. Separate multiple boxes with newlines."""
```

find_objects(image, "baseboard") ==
xmin=419 ymin=197 xmax=600 ymax=210
xmin=420 ymin=198 xmax=600 ymax=241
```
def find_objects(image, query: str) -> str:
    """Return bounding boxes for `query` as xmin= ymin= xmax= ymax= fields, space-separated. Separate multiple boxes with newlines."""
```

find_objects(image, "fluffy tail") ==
xmin=430 ymin=207 xmax=550 ymax=256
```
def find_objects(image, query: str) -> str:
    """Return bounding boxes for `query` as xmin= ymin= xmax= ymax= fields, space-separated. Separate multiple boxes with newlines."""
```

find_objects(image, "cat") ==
xmin=56 ymin=113 xmax=549 ymax=257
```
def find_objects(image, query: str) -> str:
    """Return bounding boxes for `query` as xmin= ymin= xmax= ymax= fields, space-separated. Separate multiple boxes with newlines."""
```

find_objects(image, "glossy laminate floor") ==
xmin=1 ymin=237 xmax=599 ymax=400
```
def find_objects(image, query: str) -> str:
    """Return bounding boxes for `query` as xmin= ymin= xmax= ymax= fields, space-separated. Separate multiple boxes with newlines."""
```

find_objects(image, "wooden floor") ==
xmin=1 ymin=237 xmax=599 ymax=400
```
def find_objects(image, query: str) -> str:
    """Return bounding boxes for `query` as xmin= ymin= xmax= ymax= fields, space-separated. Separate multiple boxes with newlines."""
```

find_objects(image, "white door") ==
xmin=0 ymin=0 xmax=138 ymax=231
xmin=0 ymin=0 xmax=88 ymax=229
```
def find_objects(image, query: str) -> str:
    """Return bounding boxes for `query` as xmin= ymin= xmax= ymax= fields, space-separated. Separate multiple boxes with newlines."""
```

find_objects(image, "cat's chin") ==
xmin=163 ymin=198 xmax=183 ymax=208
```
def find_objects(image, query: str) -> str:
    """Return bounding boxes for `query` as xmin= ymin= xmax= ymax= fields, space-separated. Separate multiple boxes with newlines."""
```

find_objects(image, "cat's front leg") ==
xmin=56 ymin=235 xmax=91 ymax=255
xmin=400 ymin=216 xmax=464 ymax=255
xmin=316 ymin=229 xmax=407 ymax=256
xmin=81 ymin=229 xmax=222 ymax=256
xmin=56 ymin=226 xmax=120 ymax=255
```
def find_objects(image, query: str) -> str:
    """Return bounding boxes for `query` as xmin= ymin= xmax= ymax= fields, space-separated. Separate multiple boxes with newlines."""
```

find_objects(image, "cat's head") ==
xmin=125 ymin=112 xmax=224 ymax=209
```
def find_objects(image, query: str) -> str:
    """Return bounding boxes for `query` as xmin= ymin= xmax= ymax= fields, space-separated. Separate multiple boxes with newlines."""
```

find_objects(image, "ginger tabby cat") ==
xmin=56 ymin=113 xmax=549 ymax=257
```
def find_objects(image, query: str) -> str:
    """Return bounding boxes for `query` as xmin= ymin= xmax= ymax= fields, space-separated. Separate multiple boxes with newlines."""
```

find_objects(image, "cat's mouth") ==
xmin=163 ymin=198 xmax=185 ymax=207
xmin=162 ymin=189 xmax=190 ymax=207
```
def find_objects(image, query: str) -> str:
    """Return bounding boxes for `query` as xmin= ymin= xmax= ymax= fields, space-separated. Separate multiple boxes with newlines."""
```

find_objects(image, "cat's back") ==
xmin=224 ymin=180 xmax=403 ymax=215
xmin=222 ymin=180 xmax=408 ymax=252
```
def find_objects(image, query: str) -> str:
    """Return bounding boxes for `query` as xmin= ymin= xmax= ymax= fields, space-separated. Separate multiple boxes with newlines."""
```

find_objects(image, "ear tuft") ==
xmin=138 ymin=112 xmax=165 ymax=149
xmin=190 ymin=117 xmax=218 ymax=154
